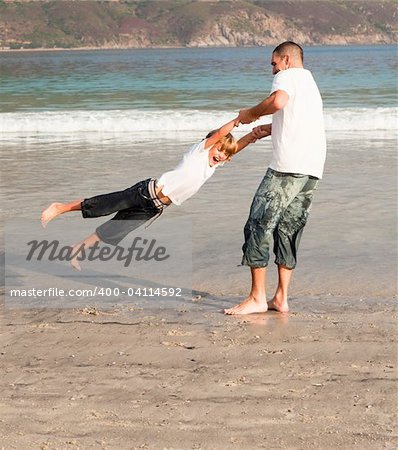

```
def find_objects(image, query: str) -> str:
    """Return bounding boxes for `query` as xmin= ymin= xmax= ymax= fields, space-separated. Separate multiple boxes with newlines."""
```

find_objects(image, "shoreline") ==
xmin=0 ymin=42 xmax=394 ymax=53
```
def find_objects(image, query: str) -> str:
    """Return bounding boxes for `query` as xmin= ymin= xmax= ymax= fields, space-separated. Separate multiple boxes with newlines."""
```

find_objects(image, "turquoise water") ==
xmin=1 ymin=45 xmax=396 ymax=138
xmin=1 ymin=45 xmax=397 ymax=112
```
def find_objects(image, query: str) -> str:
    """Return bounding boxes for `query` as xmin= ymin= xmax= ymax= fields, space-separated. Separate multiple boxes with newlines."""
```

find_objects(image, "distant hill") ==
xmin=0 ymin=0 xmax=396 ymax=50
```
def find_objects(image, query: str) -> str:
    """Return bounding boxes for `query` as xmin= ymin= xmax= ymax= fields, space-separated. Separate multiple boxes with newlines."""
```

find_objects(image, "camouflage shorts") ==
xmin=242 ymin=168 xmax=318 ymax=269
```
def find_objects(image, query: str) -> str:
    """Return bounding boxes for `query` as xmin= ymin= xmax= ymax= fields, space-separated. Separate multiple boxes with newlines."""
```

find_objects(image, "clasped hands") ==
xmin=234 ymin=109 xmax=272 ymax=143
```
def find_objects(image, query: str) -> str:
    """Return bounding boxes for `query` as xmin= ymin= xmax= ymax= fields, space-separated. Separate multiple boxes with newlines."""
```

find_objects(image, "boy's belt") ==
xmin=148 ymin=178 xmax=168 ymax=210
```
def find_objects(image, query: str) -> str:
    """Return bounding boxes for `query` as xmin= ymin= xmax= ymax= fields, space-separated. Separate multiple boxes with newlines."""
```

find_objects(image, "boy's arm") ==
xmin=236 ymin=124 xmax=272 ymax=154
xmin=236 ymin=132 xmax=257 ymax=154
xmin=204 ymin=117 xmax=239 ymax=149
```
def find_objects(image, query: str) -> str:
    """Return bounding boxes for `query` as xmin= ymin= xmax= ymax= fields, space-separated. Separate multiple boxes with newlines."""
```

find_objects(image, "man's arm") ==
xmin=236 ymin=124 xmax=272 ymax=154
xmin=238 ymin=90 xmax=289 ymax=124
xmin=252 ymin=124 xmax=272 ymax=140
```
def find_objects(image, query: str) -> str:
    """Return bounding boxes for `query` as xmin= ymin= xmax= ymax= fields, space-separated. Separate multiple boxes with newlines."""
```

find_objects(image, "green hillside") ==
xmin=0 ymin=0 xmax=396 ymax=50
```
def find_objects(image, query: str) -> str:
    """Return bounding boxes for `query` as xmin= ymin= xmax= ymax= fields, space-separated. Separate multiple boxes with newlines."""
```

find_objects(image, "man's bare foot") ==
xmin=267 ymin=297 xmax=289 ymax=313
xmin=224 ymin=295 xmax=268 ymax=315
xmin=41 ymin=203 xmax=65 ymax=228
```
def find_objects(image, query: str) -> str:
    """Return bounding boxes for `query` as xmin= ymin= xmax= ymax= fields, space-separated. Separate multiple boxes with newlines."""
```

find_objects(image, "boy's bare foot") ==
xmin=70 ymin=245 xmax=83 ymax=271
xmin=224 ymin=295 xmax=268 ymax=315
xmin=267 ymin=297 xmax=289 ymax=313
xmin=41 ymin=203 xmax=65 ymax=228
xmin=70 ymin=257 xmax=82 ymax=271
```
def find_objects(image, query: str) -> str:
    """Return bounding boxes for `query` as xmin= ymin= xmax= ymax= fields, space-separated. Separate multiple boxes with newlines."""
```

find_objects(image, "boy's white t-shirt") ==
xmin=270 ymin=68 xmax=327 ymax=179
xmin=157 ymin=139 xmax=216 ymax=205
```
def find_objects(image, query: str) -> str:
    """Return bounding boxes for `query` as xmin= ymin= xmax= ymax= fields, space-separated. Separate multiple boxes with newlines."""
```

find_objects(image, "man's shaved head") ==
xmin=273 ymin=41 xmax=304 ymax=64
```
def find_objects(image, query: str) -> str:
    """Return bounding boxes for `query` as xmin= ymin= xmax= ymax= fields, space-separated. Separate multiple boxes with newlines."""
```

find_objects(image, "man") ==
xmin=225 ymin=41 xmax=326 ymax=315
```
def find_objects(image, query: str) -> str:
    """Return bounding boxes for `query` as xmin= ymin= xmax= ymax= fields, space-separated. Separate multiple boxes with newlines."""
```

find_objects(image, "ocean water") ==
xmin=1 ymin=46 xmax=397 ymax=134
xmin=1 ymin=46 xmax=397 ymax=303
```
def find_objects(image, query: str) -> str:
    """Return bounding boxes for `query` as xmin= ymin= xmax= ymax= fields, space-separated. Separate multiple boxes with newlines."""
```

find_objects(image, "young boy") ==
xmin=41 ymin=119 xmax=271 ymax=270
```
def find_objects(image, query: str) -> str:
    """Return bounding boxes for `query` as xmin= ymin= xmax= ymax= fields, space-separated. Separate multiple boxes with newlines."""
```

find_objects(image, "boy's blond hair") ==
xmin=206 ymin=130 xmax=238 ymax=159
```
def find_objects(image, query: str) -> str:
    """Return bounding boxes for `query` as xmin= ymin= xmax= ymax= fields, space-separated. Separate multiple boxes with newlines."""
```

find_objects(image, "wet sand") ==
xmin=0 ymin=296 xmax=396 ymax=449
xmin=1 ymin=134 xmax=396 ymax=301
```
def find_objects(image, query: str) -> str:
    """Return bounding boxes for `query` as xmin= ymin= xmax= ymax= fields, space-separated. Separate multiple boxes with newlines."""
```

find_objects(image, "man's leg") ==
xmin=225 ymin=170 xmax=301 ymax=315
xmin=268 ymin=265 xmax=292 ymax=312
xmin=225 ymin=171 xmax=314 ymax=316
xmin=225 ymin=172 xmax=276 ymax=315
xmin=270 ymin=176 xmax=318 ymax=312
xmin=224 ymin=267 xmax=268 ymax=315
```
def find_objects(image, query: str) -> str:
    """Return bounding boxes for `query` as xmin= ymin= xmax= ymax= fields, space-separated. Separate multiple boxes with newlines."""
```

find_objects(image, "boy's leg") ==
xmin=70 ymin=232 xmax=100 ymax=271
xmin=81 ymin=180 xmax=150 ymax=219
xmin=95 ymin=206 xmax=159 ymax=247
xmin=42 ymin=180 xmax=152 ymax=227
xmin=41 ymin=200 xmax=82 ymax=227
xmin=91 ymin=178 xmax=163 ymax=246
xmin=70 ymin=204 xmax=160 ymax=270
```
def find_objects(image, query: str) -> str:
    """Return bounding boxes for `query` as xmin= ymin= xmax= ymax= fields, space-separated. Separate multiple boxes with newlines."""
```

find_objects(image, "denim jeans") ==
xmin=81 ymin=178 xmax=161 ymax=246
xmin=242 ymin=169 xmax=318 ymax=269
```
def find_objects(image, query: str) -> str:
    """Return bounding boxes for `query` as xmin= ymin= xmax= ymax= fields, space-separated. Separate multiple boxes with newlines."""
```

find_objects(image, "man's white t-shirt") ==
xmin=270 ymin=68 xmax=327 ymax=179
xmin=157 ymin=139 xmax=216 ymax=206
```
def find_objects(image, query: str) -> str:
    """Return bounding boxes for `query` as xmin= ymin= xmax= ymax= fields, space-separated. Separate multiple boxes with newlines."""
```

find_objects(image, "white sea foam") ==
xmin=0 ymin=108 xmax=396 ymax=140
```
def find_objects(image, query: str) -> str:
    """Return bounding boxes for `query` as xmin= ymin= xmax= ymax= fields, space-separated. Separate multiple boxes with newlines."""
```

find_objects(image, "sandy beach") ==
xmin=1 ymin=127 xmax=396 ymax=450
xmin=0 ymin=295 xmax=396 ymax=449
